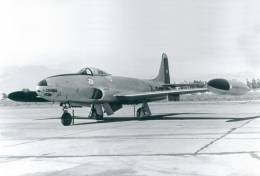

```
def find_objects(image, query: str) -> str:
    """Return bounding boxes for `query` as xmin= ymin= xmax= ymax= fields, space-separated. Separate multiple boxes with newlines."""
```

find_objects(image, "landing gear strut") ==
xmin=89 ymin=104 xmax=104 ymax=120
xmin=136 ymin=102 xmax=151 ymax=118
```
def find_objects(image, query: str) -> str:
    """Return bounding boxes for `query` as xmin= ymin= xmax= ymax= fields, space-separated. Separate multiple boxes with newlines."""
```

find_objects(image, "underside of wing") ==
xmin=162 ymin=83 xmax=205 ymax=88
xmin=115 ymin=88 xmax=208 ymax=103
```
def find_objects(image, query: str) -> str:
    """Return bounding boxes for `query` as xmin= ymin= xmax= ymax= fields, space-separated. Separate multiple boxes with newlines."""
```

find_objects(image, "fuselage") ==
xmin=36 ymin=73 xmax=163 ymax=105
xmin=7 ymin=54 xmax=250 ymax=125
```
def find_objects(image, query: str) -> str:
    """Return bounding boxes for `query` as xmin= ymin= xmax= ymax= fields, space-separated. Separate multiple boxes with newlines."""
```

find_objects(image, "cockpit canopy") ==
xmin=77 ymin=67 xmax=110 ymax=76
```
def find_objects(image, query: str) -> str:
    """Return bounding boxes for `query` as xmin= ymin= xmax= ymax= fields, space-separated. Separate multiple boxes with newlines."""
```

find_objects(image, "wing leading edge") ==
xmin=115 ymin=88 xmax=208 ymax=101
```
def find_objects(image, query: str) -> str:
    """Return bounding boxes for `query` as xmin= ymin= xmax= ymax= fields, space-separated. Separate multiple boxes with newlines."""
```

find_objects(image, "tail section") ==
xmin=153 ymin=53 xmax=170 ymax=84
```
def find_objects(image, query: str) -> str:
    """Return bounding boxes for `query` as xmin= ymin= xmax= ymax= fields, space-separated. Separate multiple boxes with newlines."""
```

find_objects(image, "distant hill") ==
xmin=0 ymin=66 xmax=70 ymax=93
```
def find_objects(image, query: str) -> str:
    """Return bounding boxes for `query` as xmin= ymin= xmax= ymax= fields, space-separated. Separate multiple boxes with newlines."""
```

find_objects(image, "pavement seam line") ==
xmin=3 ymin=121 xmax=140 ymax=148
xmin=1 ymin=151 xmax=260 ymax=158
xmin=194 ymin=119 xmax=254 ymax=155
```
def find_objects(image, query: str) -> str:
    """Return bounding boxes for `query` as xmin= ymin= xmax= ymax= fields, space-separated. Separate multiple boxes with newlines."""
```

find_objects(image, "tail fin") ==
xmin=153 ymin=53 xmax=170 ymax=84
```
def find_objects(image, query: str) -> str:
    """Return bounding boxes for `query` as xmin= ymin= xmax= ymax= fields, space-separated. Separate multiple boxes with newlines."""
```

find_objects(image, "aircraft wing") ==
xmin=115 ymin=88 xmax=208 ymax=101
xmin=162 ymin=83 xmax=205 ymax=88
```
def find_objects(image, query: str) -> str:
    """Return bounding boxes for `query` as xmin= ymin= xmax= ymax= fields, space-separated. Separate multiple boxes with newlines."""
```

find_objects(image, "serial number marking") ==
xmin=45 ymin=89 xmax=58 ymax=93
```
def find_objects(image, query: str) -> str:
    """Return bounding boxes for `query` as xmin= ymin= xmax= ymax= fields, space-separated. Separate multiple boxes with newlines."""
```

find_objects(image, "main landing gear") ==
xmin=60 ymin=102 xmax=151 ymax=126
xmin=88 ymin=104 xmax=104 ymax=120
xmin=136 ymin=102 xmax=151 ymax=118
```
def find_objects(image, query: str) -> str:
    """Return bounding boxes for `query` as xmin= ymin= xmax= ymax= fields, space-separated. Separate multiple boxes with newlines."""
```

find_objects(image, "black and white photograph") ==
xmin=1 ymin=0 xmax=260 ymax=175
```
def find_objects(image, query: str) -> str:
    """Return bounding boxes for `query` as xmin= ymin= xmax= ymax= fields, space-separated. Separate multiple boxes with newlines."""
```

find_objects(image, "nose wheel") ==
xmin=61 ymin=110 xmax=73 ymax=126
xmin=60 ymin=103 xmax=74 ymax=126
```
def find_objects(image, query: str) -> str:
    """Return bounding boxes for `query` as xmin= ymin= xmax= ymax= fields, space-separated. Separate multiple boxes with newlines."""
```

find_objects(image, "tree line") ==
xmin=246 ymin=79 xmax=260 ymax=89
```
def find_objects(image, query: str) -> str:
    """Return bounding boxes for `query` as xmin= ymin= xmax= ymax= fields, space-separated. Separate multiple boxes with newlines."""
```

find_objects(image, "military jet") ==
xmin=8 ymin=53 xmax=249 ymax=126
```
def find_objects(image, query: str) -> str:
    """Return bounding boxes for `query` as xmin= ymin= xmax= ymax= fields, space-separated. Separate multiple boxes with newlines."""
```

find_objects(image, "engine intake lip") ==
xmin=208 ymin=79 xmax=230 ymax=91
xmin=38 ymin=79 xmax=48 ymax=86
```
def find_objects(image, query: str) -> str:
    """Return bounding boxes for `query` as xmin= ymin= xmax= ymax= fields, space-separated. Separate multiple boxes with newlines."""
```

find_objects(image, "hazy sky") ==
xmin=1 ymin=0 xmax=260 ymax=81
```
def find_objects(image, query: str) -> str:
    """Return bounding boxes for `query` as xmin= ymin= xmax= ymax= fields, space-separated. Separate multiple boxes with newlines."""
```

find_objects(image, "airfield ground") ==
xmin=1 ymin=101 xmax=260 ymax=176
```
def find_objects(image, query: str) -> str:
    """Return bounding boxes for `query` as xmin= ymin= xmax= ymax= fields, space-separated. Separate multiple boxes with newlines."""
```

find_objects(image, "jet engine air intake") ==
xmin=91 ymin=88 xmax=103 ymax=99
xmin=38 ymin=79 xmax=48 ymax=86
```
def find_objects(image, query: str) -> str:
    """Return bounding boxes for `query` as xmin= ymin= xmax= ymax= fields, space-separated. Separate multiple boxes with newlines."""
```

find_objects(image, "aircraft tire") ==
xmin=92 ymin=110 xmax=103 ymax=120
xmin=136 ymin=108 xmax=142 ymax=118
xmin=95 ymin=115 xmax=103 ymax=120
xmin=61 ymin=112 xmax=72 ymax=126
xmin=95 ymin=113 xmax=104 ymax=120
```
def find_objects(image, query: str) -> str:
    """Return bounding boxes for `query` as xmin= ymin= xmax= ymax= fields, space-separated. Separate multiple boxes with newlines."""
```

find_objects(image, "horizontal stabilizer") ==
xmin=8 ymin=90 xmax=48 ymax=102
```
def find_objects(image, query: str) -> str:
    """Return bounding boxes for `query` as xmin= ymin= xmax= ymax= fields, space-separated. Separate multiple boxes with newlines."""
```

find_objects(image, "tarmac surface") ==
xmin=1 ymin=101 xmax=260 ymax=176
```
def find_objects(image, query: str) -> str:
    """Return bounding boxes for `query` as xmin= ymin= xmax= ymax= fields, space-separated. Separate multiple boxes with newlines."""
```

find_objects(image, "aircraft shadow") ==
xmin=72 ymin=113 xmax=260 ymax=126
xmin=36 ymin=112 xmax=208 ymax=121
xmin=35 ymin=113 xmax=260 ymax=125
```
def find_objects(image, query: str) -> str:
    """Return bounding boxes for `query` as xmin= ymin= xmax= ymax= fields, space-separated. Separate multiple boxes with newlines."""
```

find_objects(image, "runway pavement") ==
xmin=1 ymin=101 xmax=260 ymax=176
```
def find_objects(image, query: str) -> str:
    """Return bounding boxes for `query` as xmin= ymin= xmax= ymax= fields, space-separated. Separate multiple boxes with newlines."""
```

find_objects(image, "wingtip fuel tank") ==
xmin=207 ymin=79 xmax=249 ymax=96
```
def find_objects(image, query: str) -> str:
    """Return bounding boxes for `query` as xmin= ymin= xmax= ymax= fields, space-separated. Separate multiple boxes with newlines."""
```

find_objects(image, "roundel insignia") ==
xmin=88 ymin=78 xmax=94 ymax=85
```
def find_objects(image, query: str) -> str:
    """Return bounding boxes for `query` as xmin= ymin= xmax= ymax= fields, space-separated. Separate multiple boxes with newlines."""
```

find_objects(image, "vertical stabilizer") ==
xmin=153 ymin=53 xmax=170 ymax=84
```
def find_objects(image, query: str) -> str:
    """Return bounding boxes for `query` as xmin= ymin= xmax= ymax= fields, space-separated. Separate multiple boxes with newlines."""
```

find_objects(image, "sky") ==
xmin=1 ymin=0 xmax=260 ymax=87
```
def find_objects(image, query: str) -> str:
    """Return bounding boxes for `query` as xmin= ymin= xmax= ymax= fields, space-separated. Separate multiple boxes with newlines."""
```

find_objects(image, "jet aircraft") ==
xmin=8 ymin=53 xmax=249 ymax=126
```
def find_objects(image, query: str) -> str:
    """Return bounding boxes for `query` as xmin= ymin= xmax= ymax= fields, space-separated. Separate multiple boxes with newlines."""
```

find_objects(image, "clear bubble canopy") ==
xmin=77 ymin=67 xmax=110 ymax=76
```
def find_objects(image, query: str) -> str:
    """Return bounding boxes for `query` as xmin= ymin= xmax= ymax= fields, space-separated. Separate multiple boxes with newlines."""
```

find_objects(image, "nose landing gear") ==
xmin=60 ymin=103 xmax=74 ymax=126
